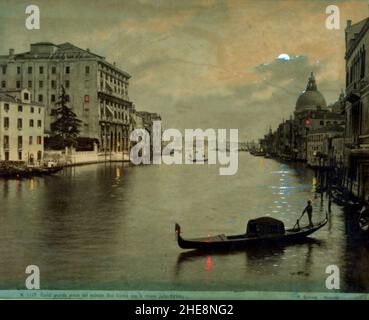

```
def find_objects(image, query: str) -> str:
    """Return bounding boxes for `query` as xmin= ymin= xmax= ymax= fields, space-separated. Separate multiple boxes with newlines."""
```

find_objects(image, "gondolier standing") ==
xmin=300 ymin=200 xmax=313 ymax=228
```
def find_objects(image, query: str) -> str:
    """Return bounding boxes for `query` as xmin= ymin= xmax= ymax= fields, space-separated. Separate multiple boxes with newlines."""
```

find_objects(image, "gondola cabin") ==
xmin=246 ymin=217 xmax=285 ymax=237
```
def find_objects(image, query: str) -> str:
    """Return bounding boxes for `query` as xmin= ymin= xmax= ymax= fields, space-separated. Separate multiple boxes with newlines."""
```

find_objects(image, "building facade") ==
xmin=0 ymin=89 xmax=44 ymax=164
xmin=343 ymin=18 xmax=369 ymax=200
xmin=307 ymin=125 xmax=344 ymax=167
xmin=294 ymin=73 xmax=345 ymax=161
xmin=260 ymin=73 xmax=345 ymax=162
xmin=0 ymin=42 xmax=133 ymax=153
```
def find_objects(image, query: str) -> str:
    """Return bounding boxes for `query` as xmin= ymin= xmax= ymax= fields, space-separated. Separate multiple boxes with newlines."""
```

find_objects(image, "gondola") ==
xmin=175 ymin=214 xmax=328 ymax=250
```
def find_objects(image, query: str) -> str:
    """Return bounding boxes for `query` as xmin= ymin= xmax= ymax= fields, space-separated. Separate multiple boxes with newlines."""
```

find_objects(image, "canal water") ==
xmin=0 ymin=152 xmax=368 ymax=293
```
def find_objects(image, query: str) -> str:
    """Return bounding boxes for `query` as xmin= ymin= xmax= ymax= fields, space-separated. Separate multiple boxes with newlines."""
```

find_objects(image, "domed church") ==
xmin=295 ymin=72 xmax=328 ymax=114
xmin=294 ymin=72 xmax=343 ymax=130
xmin=293 ymin=72 xmax=345 ymax=161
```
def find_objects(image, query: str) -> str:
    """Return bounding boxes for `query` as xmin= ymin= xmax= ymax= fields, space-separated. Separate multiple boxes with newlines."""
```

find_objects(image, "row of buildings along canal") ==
xmin=0 ymin=42 xmax=161 ymax=168
xmin=254 ymin=18 xmax=369 ymax=204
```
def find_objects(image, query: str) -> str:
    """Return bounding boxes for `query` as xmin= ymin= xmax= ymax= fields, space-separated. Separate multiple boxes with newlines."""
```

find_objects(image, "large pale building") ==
xmin=0 ymin=42 xmax=133 ymax=153
xmin=0 ymin=89 xmax=44 ymax=164
xmin=343 ymin=18 xmax=369 ymax=200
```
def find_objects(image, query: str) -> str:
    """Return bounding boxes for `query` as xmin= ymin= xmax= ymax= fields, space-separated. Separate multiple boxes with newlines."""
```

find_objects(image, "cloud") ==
xmin=0 ymin=0 xmax=366 ymax=142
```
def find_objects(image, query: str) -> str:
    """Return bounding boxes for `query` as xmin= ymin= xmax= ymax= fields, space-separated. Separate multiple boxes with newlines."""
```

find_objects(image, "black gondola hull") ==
xmin=175 ymin=219 xmax=328 ymax=250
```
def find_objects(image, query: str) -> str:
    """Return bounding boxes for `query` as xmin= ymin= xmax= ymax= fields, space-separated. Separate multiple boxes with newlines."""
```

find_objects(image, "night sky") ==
xmin=0 ymin=0 xmax=368 ymax=141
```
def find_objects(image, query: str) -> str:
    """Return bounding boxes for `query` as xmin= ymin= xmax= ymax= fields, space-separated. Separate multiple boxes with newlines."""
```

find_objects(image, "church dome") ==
xmin=295 ymin=72 xmax=327 ymax=112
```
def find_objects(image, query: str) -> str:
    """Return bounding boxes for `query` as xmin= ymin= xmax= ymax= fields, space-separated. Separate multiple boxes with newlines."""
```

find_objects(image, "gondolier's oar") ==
xmin=293 ymin=211 xmax=305 ymax=230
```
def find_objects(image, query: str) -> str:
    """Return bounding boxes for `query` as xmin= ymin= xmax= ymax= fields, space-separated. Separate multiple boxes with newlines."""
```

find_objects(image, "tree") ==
xmin=50 ymin=86 xmax=82 ymax=147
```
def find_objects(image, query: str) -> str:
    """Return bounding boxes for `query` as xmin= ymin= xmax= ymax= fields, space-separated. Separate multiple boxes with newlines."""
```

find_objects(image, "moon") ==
xmin=277 ymin=53 xmax=291 ymax=61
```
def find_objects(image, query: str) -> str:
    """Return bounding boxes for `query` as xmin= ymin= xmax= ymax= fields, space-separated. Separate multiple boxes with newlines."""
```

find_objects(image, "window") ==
xmin=51 ymin=94 xmax=56 ymax=102
xmin=320 ymin=121 xmax=324 ymax=126
xmin=4 ymin=103 xmax=9 ymax=112
xmin=84 ymin=95 xmax=89 ymax=103
xmin=51 ymin=80 xmax=56 ymax=89
xmin=17 ymin=66 xmax=21 ymax=74
xmin=4 ymin=135 xmax=9 ymax=148
xmin=85 ymin=66 xmax=90 ymax=74
xmin=65 ymin=80 xmax=70 ymax=88
xmin=4 ymin=117 xmax=9 ymax=129
xmin=17 ymin=119 xmax=23 ymax=129
xmin=29 ymin=119 xmax=34 ymax=127
xmin=37 ymin=136 xmax=42 ymax=145
xmin=24 ymin=92 xmax=29 ymax=101
xmin=37 ymin=151 xmax=42 ymax=160
xmin=18 ymin=136 xmax=22 ymax=149
xmin=39 ymin=80 xmax=43 ymax=88
xmin=38 ymin=94 xmax=43 ymax=102
xmin=4 ymin=151 xmax=9 ymax=161
xmin=29 ymin=136 xmax=33 ymax=145
xmin=28 ymin=80 xmax=32 ymax=88
xmin=38 ymin=108 xmax=41 ymax=114
xmin=28 ymin=66 xmax=32 ymax=74
xmin=16 ymin=81 xmax=21 ymax=89
xmin=39 ymin=66 xmax=44 ymax=74
xmin=18 ymin=152 xmax=22 ymax=161
xmin=37 ymin=120 xmax=42 ymax=128
xmin=66 ymin=66 xmax=70 ymax=74
xmin=1 ymin=66 xmax=6 ymax=75
xmin=18 ymin=105 xmax=23 ymax=112
xmin=1 ymin=81 xmax=6 ymax=88
xmin=31 ymin=107 xmax=34 ymax=113
xmin=52 ymin=66 xmax=56 ymax=74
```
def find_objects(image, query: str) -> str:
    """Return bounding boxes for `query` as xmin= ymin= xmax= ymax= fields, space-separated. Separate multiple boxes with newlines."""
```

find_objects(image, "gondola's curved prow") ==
xmin=175 ymin=223 xmax=181 ymax=239
xmin=175 ymin=223 xmax=191 ymax=249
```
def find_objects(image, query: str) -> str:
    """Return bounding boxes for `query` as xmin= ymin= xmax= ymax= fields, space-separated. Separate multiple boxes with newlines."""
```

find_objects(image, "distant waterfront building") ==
xmin=343 ymin=18 xmax=369 ymax=199
xmin=0 ymin=42 xmax=133 ymax=153
xmin=135 ymin=111 xmax=162 ymax=156
xmin=306 ymin=125 xmax=344 ymax=167
xmin=0 ymin=89 xmax=44 ymax=164
xmin=135 ymin=111 xmax=161 ymax=133
xmin=294 ymin=72 xmax=345 ymax=161
xmin=259 ymin=73 xmax=345 ymax=162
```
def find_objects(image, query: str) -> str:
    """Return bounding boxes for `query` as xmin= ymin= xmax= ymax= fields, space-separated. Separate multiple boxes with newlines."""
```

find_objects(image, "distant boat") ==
xmin=359 ymin=208 xmax=369 ymax=233
xmin=0 ymin=164 xmax=63 ymax=178
xmin=250 ymin=150 xmax=266 ymax=157
xmin=188 ymin=153 xmax=208 ymax=163
xmin=175 ymin=215 xmax=328 ymax=250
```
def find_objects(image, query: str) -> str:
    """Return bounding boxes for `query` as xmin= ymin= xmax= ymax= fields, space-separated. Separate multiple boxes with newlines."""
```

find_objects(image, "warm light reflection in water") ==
xmin=115 ymin=167 xmax=121 ymax=179
xmin=29 ymin=179 xmax=35 ymax=191
xmin=205 ymin=256 xmax=213 ymax=272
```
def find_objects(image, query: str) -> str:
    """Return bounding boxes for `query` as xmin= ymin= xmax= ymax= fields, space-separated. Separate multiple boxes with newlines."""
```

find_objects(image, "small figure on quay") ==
xmin=299 ymin=200 xmax=314 ymax=228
